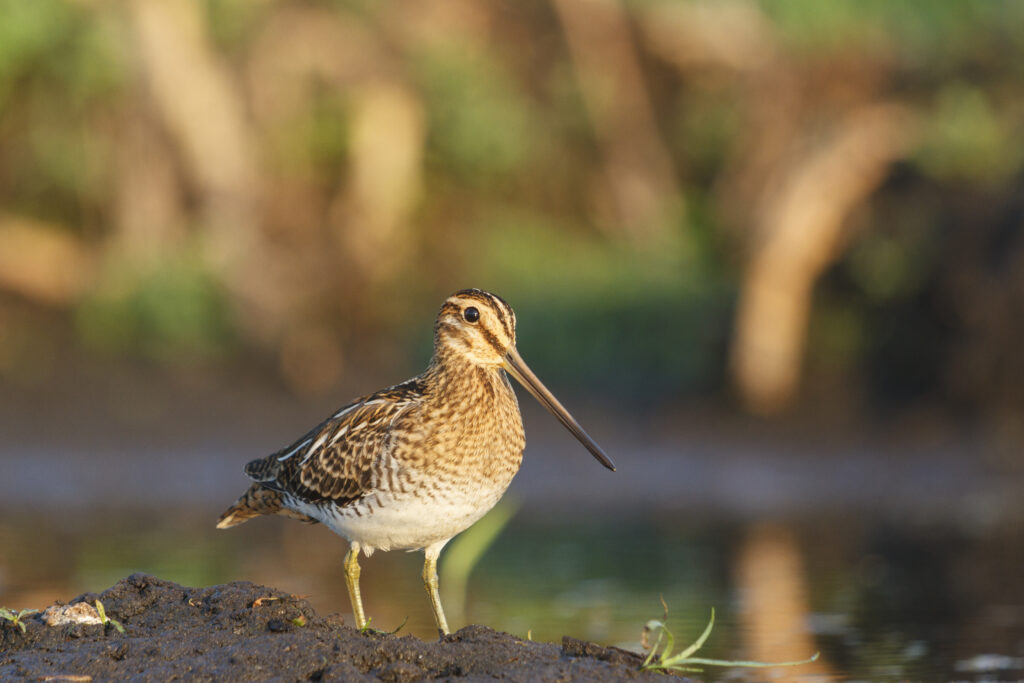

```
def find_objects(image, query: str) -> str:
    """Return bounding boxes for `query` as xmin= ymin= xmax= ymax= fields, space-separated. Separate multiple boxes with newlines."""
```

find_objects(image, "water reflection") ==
xmin=2 ymin=506 xmax=1023 ymax=680
xmin=736 ymin=522 xmax=835 ymax=680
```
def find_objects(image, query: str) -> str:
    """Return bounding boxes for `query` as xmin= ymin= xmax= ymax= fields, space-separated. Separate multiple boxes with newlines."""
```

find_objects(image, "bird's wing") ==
xmin=244 ymin=379 xmax=423 ymax=506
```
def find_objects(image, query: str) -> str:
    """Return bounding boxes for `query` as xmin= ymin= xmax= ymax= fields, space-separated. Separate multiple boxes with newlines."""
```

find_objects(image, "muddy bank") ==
xmin=0 ymin=574 xmax=676 ymax=682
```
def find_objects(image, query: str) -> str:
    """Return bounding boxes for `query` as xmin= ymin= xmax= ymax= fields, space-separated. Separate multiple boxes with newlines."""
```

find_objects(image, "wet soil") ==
xmin=0 ymin=574 xmax=676 ymax=682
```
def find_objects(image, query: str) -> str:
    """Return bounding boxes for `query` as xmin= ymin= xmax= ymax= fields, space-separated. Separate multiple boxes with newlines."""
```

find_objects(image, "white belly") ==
xmin=289 ymin=484 xmax=508 ymax=554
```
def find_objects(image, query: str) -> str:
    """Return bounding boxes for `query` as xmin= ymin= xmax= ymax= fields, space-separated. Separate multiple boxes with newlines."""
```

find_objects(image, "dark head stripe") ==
xmin=439 ymin=301 xmax=462 ymax=317
xmin=435 ymin=301 xmax=462 ymax=330
xmin=451 ymin=289 xmax=513 ymax=340
xmin=452 ymin=289 xmax=495 ymax=307
xmin=499 ymin=296 xmax=515 ymax=335
xmin=477 ymin=322 xmax=507 ymax=357
xmin=490 ymin=298 xmax=512 ymax=339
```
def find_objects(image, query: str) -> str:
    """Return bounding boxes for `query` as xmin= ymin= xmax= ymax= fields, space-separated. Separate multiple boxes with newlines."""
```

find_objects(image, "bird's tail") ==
xmin=216 ymin=483 xmax=318 ymax=529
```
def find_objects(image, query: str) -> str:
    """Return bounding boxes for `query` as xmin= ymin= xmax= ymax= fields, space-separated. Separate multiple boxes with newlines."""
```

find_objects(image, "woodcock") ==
xmin=217 ymin=289 xmax=616 ymax=635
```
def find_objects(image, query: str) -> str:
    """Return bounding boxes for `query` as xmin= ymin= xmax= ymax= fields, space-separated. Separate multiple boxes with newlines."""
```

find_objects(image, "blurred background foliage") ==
xmin=1 ymin=0 xmax=1023 ymax=425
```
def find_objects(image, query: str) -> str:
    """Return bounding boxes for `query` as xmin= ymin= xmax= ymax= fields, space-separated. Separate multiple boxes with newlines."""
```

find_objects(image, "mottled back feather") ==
xmin=244 ymin=379 xmax=425 ymax=507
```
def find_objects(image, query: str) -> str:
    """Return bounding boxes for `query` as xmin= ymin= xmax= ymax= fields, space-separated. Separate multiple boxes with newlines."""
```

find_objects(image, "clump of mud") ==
xmin=0 ymin=574 xmax=675 ymax=681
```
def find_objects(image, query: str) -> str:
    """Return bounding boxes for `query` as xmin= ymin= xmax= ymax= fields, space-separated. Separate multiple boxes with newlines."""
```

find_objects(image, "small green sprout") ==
xmin=358 ymin=615 xmax=408 ymax=635
xmin=290 ymin=615 xmax=307 ymax=627
xmin=641 ymin=598 xmax=819 ymax=673
xmin=94 ymin=600 xmax=125 ymax=634
xmin=0 ymin=608 xmax=38 ymax=633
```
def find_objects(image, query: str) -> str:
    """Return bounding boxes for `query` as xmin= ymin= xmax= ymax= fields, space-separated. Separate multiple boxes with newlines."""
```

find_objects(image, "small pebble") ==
xmin=42 ymin=603 xmax=103 ymax=627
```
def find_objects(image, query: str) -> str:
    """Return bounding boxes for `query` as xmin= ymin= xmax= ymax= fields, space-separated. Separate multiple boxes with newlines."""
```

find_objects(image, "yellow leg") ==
xmin=344 ymin=544 xmax=368 ymax=630
xmin=422 ymin=551 xmax=450 ymax=636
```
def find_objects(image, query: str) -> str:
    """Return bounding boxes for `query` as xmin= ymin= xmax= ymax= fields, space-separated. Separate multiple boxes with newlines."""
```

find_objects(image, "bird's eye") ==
xmin=463 ymin=307 xmax=480 ymax=323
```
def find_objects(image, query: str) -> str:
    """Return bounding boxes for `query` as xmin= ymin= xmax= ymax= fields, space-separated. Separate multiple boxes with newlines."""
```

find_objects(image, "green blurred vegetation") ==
xmin=75 ymin=247 xmax=235 ymax=362
xmin=0 ymin=0 xmax=1022 ymax=418
xmin=463 ymin=214 xmax=730 ymax=399
xmin=417 ymin=46 xmax=538 ymax=182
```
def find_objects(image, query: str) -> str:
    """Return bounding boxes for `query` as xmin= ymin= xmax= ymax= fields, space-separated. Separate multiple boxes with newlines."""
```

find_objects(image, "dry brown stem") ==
xmin=553 ymin=0 xmax=680 ymax=241
xmin=128 ymin=0 xmax=265 ymax=326
xmin=730 ymin=103 xmax=916 ymax=413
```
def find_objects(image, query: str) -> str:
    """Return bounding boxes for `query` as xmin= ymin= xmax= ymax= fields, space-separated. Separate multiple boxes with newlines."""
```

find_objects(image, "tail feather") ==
xmin=216 ymin=484 xmax=318 ymax=529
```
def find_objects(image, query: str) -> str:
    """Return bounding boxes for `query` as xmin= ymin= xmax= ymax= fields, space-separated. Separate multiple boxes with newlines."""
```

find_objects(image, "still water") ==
xmin=2 ymin=503 xmax=1023 ymax=680
xmin=1 ymin=401 xmax=1023 ymax=680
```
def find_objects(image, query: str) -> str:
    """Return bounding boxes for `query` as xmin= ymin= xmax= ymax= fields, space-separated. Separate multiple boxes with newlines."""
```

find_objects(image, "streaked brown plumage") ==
xmin=217 ymin=288 xmax=615 ymax=635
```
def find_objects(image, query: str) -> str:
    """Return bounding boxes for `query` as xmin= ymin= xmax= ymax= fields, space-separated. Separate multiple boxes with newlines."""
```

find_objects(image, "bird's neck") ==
xmin=423 ymin=352 xmax=513 ymax=407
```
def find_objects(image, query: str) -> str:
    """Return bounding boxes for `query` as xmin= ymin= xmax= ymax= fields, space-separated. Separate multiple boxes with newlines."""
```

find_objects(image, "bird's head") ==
xmin=434 ymin=288 xmax=517 ymax=366
xmin=433 ymin=288 xmax=616 ymax=472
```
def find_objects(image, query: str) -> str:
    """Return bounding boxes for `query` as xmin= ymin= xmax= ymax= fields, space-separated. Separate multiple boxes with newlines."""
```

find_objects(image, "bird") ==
xmin=216 ymin=288 xmax=616 ymax=636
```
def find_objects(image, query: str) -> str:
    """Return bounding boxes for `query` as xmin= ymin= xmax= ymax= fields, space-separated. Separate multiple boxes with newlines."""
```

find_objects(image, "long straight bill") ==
xmin=502 ymin=347 xmax=616 ymax=471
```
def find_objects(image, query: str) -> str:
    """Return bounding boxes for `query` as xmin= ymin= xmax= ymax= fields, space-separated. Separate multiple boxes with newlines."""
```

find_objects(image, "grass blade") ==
xmin=680 ymin=652 xmax=820 ymax=668
xmin=673 ymin=608 xmax=714 ymax=661
xmin=639 ymin=601 xmax=819 ymax=674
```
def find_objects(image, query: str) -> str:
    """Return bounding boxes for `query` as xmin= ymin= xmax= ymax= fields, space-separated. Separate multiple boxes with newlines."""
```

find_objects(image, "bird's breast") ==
xmin=386 ymin=370 xmax=521 ymax=488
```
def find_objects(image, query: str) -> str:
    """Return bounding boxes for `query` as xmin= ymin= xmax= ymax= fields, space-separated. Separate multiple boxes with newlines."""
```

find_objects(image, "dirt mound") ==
xmin=0 ymin=574 xmax=675 ymax=682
